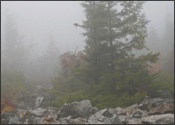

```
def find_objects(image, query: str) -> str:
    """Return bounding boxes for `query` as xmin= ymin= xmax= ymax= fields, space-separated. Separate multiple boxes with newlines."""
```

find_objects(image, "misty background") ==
xmin=1 ymin=1 xmax=174 ymax=88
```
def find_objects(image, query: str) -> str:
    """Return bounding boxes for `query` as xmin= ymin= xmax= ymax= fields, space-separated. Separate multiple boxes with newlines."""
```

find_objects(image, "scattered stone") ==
xmin=118 ymin=115 xmax=127 ymax=124
xmin=57 ymin=100 xmax=94 ymax=118
xmin=116 ymin=107 xmax=122 ymax=115
xmin=132 ymin=109 xmax=148 ymax=118
xmin=58 ymin=115 xmax=72 ymax=123
xmin=127 ymin=118 xmax=143 ymax=124
xmin=101 ymin=109 xmax=113 ymax=117
xmin=40 ymin=115 xmax=60 ymax=124
xmin=1 ymin=112 xmax=16 ymax=124
xmin=149 ymin=98 xmax=164 ymax=107
xmin=141 ymin=113 xmax=174 ymax=124
xmin=67 ymin=117 xmax=87 ymax=124
xmin=2 ymin=97 xmax=174 ymax=124
xmin=138 ymin=96 xmax=152 ymax=111
xmin=149 ymin=102 xmax=174 ymax=115
xmin=88 ymin=108 xmax=122 ymax=124
xmin=120 ymin=103 xmax=138 ymax=116
xmin=34 ymin=96 xmax=44 ymax=109
xmin=110 ymin=114 xmax=122 ymax=124
xmin=29 ymin=108 xmax=47 ymax=117
xmin=8 ymin=116 xmax=19 ymax=124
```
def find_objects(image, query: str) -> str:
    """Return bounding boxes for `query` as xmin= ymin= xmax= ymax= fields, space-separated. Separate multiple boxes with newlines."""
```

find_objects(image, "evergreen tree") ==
xmin=1 ymin=11 xmax=28 ymax=109
xmin=2 ymin=11 xmax=27 ymax=74
xmin=78 ymin=1 xmax=108 ymax=84
xmin=38 ymin=32 xmax=59 ymax=87
xmin=161 ymin=14 xmax=174 ymax=74
xmin=77 ymin=1 xmax=159 ymax=94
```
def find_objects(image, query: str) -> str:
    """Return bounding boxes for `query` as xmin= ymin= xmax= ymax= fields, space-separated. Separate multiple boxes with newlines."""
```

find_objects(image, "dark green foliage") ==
xmin=149 ymin=72 xmax=174 ymax=98
xmin=50 ymin=1 xmax=171 ymax=109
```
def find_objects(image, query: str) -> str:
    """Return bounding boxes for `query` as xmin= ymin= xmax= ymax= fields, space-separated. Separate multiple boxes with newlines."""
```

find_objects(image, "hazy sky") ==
xmin=1 ymin=1 xmax=174 ymax=55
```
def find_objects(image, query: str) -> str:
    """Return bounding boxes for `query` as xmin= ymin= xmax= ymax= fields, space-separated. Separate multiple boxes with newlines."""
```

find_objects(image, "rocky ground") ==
xmin=1 ymin=93 xmax=174 ymax=124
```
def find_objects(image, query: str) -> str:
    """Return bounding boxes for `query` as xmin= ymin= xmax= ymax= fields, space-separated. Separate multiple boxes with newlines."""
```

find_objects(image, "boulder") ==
xmin=101 ymin=108 xmax=113 ymax=117
xmin=149 ymin=102 xmax=174 ymax=115
xmin=149 ymin=98 xmax=164 ymax=107
xmin=118 ymin=115 xmax=127 ymax=124
xmin=138 ymin=96 xmax=152 ymax=111
xmin=141 ymin=113 xmax=174 ymax=124
xmin=119 ymin=103 xmax=138 ymax=116
xmin=88 ymin=108 xmax=122 ymax=124
xmin=16 ymin=109 xmax=31 ymax=123
xmin=29 ymin=108 xmax=47 ymax=117
xmin=126 ymin=118 xmax=143 ymax=124
xmin=40 ymin=115 xmax=60 ymax=124
xmin=1 ymin=112 xmax=17 ymax=124
xmin=110 ymin=114 xmax=122 ymax=124
xmin=116 ymin=107 xmax=122 ymax=115
xmin=132 ymin=109 xmax=148 ymax=118
xmin=149 ymin=98 xmax=174 ymax=108
xmin=57 ymin=100 xmax=95 ymax=118
xmin=67 ymin=117 xmax=87 ymax=124
xmin=23 ymin=117 xmax=38 ymax=124
xmin=157 ymin=90 xmax=172 ymax=99
xmin=8 ymin=116 xmax=20 ymax=124
xmin=58 ymin=115 xmax=72 ymax=124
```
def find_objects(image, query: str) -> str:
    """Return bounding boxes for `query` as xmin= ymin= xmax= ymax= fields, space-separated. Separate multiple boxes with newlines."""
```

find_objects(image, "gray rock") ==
xmin=149 ymin=102 xmax=174 ymax=115
xmin=1 ymin=118 xmax=9 ymax=124
xmin=1 ymin=112 xmax=17 ymax=124
xmin=138 ymin=96 xmax=151 ymax=111
xmin=88 ymin=114 xmax=98 ymax=124
xmin=118 ymin=115 xmax=127 ymax=123
xmin=103 ymin=118 xmax=112 ymax=124
xmin=58 ymin=115 xmax=72 ymax=123
xmin=35 ymin=117 xmax=42 ymax=124
xmin=149 ymin=98 xmax=173 ymax=108
xmin=88 ymin=109 xmax=122 ymax=124
xmin=159 ymin=90 xmax=172 ymax=99
xmin=116 ymin=107 xmax=122 ymax=115
xmin=141 ymin=114 xmax=174 ymax=124
xmin=132 ymin=109 xmax=148 ymax=118
xmin=57 ymin=100 xmax=94 ymax=118
xmin=39 ymin=115 xmax=60 ymax=124
xmin=150 ymin=98 xmax=164 ymax=107
xmin=107 ymin=108 xmax=118 ymax=116
xmin=101 ymin=109 xmax=113 ymax=117
xmin=91 ymin=107 xmax=98 ymax=114
xmin=8 ymin=116 xmax=19 ymax=124
xmin=73 ymin=100 xmax=93 ymax=118
xmin=127 ymin=118 xmax=143 ymax=124
xmin=29 ymin=108 xmax=47 ymax=117
xmin=16 ymin=109 xmax=29 ymax=120
xmin=110 ymin=114 xmax=122 ymax=124
xmin=67 ymin=117 xmax=87 ymax=124
xmin=23 ymin=117 xmax=38 ymax=124
xmin=156 ymin=116 xmax=174 ymax=124
xmin=23 ymin=119 xmax=29 ymax=124
xmin=88 ymin=114 xmax=111 ymax=124
xmin=34 ymin=96 xmax=44 ymax=109
xmin=120 ymin=103 xmax=138 ymax=115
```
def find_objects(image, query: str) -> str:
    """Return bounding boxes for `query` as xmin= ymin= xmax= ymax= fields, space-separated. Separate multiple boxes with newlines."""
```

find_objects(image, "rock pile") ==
xmin=1 ymin=96 xmax=174 ymax=124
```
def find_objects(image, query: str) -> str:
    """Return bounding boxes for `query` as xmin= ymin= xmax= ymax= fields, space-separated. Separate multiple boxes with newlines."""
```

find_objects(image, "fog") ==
xmin=1 ymin=1 xmax=174 ymax=53
xmin=1 ymin=1 xmax=174 ymax=88
xmin=1 ymin=1 xmax=85 ymax=54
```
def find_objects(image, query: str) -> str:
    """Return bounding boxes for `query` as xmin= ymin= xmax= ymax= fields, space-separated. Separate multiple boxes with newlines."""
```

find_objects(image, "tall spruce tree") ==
xmin=75 ymin=1 xmax=159 ymax=94
xmin=79 ymin=1 xmax=108 ymax=84
xmin=2 ymin=11 xmax=27 ymax=74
